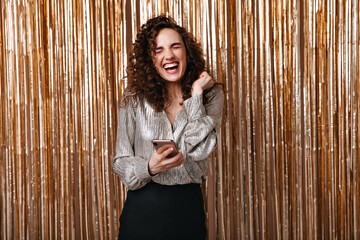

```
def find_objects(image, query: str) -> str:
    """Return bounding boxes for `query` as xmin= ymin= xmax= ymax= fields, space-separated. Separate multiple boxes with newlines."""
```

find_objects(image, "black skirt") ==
xmin=118 ymin=181 xmax=206 ymax=240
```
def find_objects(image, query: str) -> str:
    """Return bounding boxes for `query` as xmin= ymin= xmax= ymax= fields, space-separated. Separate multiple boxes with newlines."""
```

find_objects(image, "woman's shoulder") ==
xmin=120 ymin=95 xmax=157 ymax=116
xmin=120 ymin=94 xmax=142 ymax=108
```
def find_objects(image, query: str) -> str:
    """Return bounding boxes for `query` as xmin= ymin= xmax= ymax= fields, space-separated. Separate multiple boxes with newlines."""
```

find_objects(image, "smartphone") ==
xmin=152 ymin=139 xmax=179 ymax=158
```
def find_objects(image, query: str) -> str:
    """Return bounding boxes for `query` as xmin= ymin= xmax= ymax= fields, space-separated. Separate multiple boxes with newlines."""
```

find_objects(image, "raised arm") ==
xmin=182 ymin=85 xmax=224 ymax=161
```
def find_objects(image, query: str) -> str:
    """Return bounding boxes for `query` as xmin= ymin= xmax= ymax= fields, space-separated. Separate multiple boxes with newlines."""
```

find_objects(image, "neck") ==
xmin=166 ymin=82 xmax=183 ymax=99
xmin=165 ymin=82 xmax=183 ymax=105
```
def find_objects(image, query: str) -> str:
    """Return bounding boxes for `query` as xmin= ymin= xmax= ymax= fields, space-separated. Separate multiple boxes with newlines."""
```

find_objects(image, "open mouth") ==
xmin=163 ymin=62 xmax=179 ymax=73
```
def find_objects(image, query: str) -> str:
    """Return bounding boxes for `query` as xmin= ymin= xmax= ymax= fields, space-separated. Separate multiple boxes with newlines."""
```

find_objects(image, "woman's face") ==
xmin=153 ymin=28 xmax=187 ymax=83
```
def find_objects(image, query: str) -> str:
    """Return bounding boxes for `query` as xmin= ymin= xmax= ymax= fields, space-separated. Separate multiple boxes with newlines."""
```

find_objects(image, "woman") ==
xmin=113 ymin=15 xmax=223 ymax=240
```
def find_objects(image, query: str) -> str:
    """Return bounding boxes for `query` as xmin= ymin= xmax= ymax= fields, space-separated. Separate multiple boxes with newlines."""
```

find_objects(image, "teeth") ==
xmin=164 ymin=63 xmax=178 ymax=69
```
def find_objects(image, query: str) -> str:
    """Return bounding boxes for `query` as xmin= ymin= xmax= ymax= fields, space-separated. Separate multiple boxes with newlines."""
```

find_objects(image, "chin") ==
xmin=161 ymin=74 xmax=184 ymax=83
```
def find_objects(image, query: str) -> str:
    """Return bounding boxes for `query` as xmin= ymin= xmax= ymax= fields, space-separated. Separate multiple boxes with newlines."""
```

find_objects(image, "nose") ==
xmin=164 ymin=49 xmax=175 ymax=59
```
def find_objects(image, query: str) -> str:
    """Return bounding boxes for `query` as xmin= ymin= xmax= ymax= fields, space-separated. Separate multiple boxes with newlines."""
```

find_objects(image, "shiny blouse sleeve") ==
xmin=182 ymin=86 xmax=224 ymax=161
xmin=112 ymin=100 xmax=152 ymax=190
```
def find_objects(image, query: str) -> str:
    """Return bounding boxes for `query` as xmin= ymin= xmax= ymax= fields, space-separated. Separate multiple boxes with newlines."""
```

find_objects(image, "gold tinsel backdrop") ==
xmin=1 ymin=0 xmax=359 ymax=239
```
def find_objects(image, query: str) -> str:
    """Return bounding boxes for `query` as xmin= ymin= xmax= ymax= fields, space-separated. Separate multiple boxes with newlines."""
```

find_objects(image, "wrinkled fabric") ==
xmin=113 ymin=86 xmax=224 ymax=190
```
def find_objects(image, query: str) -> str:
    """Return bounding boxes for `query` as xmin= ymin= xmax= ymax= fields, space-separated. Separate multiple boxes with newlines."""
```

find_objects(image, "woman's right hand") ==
xmin=191 ymin=71 xmax=215 ymax=96
xmin=148 ymin=145 xmax=184 ymax=175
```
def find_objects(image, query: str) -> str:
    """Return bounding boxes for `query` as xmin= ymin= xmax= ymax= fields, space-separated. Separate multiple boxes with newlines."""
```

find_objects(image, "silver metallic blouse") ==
xmin=112 ymin=86 xmax=224 ymax=190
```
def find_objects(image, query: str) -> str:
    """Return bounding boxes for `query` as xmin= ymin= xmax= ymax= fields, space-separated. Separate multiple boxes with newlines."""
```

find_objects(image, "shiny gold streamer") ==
xmin=1 ymin=0 xmax=359 ymax=239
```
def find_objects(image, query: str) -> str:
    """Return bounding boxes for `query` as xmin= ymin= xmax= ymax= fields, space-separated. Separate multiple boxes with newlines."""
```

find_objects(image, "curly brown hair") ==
xmin=122 ymin=15 xmax=211 ymax=112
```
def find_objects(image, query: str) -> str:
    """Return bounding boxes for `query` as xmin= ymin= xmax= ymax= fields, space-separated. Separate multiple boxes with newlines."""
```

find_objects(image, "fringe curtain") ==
xmin=1 ymin=0 xmax=359 ymax=239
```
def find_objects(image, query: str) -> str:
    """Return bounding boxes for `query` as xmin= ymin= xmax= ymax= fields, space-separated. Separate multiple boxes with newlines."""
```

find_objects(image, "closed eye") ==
xmin=155 ymin=47 xmax=163 ymax=53
xmin=172 ymin=43 xmax=182 ymax=49
xmin=155 ymin=42 xmax=182 ymax=54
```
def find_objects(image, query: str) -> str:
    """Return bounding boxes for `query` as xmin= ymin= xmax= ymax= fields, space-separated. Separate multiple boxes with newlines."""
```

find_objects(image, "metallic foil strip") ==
xmin=1 ymin=0 xmax=360 ymax=239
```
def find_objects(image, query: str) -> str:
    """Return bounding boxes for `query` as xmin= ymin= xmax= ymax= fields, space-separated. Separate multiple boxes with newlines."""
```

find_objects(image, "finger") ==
xmin=161 ymin=151 xmax=182 ymax=165
xmin=162 ymin=157 xmax=184 ymax=170
xmin=161 ymin=147 xmax=176 ymax=158
xmin=176 ymin=157 xmax=184 ymax=167
xmin=174 ymin=157 xmax=184 ymax=168
xmin=156 ymin=144 xmax=174 ymax=154
xmin=169 ymin=149 xmax=183 ymax=159
xmin=204 ymin=76 xmax=211 ymax=83
xmin=203 ymin=77 xmax=214 ymax=89
xmin=199 ymin=71 xmax=209 ymax=78
xmin=160 ymin=159 xmax=177 ymax=170
xmin=208 ymin=76 xmax=215 ymax=84
xmin=199 ymin=71 xmax=206 ymax=78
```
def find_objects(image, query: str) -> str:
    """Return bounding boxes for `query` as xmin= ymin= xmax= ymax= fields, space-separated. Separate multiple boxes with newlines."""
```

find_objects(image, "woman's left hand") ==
xmin=191 ymin=71 xmax=215 ymax=96
xmin=148 ymin=145 xmax=184 ymax=175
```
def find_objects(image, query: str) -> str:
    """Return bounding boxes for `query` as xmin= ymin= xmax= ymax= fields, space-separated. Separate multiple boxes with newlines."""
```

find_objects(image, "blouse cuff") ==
xmin=134 ymin=160 xmax=152 ymax=181
xmin=184 ymin=94 xmax=206 ymax=121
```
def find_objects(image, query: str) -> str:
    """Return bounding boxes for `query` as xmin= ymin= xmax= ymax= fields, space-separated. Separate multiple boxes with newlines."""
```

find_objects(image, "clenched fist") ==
xmin=191 ymin=71 xmax=215 ymax=96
